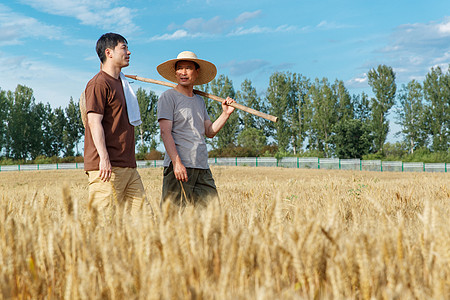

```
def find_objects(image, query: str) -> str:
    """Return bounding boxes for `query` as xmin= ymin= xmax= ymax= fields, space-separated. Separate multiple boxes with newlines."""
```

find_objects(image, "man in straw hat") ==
xmin=157 ymin=51 xmax=236 ymax=207
xmin=83 ymin=32 xmax=147 ymax=218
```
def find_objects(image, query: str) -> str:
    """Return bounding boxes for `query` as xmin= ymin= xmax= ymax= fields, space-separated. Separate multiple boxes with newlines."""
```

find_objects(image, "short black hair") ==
xmin=175 ymin=60 xmax=200 ymax=70
xmin=96 ymin=33 xmax=128 ymax=63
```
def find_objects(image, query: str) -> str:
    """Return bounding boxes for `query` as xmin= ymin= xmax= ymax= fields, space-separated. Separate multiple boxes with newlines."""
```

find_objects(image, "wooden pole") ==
xmin=125 ymin=75 xmax=278 ymax=123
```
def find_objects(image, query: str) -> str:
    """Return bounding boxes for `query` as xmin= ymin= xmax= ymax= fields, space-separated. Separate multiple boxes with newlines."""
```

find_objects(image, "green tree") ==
xmin=308 ymin=78 xmax=338 ymax=156
xmin=236 ymin=79 xmax=263 ymax=130
xmin=367 ymin=64 xmax=397 ymax=153
xmin=290 ymin=74 xmax=311 ymax=154
xmin=331 ymin=119 xmax=373 ymax=159
xmin=5 ymin=85 xmax=44 ymax=160
xmin=41 ymin=103 xmax=59 ymax=157
xmin=266 ymin=72 xmax=293 ymax=152
xmin=353 ymin=92 xmax=371 ymax=123
xmin=423 ymin=66 xmax=450 ymax=152
xmin=237 ymin=127 xmax=267 ymax=156
xmin=208 ymin=75 xmax=239 ymax=149
xmin=333 ymin=80 xmax=354 ymax=121
xmin=135 ymin=87 xmax=159 ymax=153
xmin=396 ymin=80 xmax=428 ymax=154
xmin=0 ymin=89 xmax=7 ymax=154
xmin=64 ymin=97 xmax=84 ymax=156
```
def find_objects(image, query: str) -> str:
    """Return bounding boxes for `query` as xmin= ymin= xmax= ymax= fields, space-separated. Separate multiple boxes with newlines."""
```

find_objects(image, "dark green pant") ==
xmin=161 ymin=163 xmax=219 ymax=207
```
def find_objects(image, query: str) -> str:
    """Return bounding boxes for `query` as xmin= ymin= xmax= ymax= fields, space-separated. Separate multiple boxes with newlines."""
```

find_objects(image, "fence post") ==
xmin=256 ymin=157 xmax=258 ymax=167
xmin=360 ymin=160 xmax=362 ymax=171
xmin=318 ymin=158 xmax=320 ymax=169
xmin=339 ymin=159 xmax=341 ymax=170
xmin=37 ymin=164 xmax=40 ymax=170
xmin=18 ymin=164 xmax=20 ymax=171
xmin=215 ymin=157 xmax=217 ymax=165
xmin=380 ymin=161 xmax=383 ymax=172
xmin=297 ymin=157 xmax=299 ymax=168
xmin=56 ymin=163 xmax=59 ymax=170
xmin=402 ymin=161 xmax=404 ymax=172
xmin=423 ymin=162 xmax=425 ymax=172
xmin=235 ymin=157 xmax=238 ymax=166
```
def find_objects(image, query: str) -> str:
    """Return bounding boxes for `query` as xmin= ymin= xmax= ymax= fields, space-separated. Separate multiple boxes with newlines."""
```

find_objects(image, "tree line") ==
xmin=0 ymin=64 xmax=449 ymax=162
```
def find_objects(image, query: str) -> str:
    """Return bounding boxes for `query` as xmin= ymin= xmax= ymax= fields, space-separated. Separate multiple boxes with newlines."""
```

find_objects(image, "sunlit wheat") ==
xmin=0 ymin=167 xmax=449 ymax=299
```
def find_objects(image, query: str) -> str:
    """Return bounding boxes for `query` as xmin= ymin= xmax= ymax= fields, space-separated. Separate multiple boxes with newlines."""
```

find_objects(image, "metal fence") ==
xmin=0 ymin=157 xmax=448 ymax=173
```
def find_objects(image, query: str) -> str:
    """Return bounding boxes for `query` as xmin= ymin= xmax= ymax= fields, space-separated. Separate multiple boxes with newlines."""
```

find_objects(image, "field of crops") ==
xmin=0 ymin=167 xmax=449 ymax=299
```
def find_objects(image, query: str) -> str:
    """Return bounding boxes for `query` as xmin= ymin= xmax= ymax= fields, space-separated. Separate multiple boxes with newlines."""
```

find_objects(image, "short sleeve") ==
xmin=157 ymin=91 xmax=174 ymax=121
xmin=201 ymin=98 xmax=210 ymax=121
xmin=85 ymin=80 xmax=107 ymax=115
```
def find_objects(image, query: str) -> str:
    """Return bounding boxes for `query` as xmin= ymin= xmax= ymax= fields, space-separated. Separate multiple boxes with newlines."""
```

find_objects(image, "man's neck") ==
xmin=175 ymin=84 xmax=194 ymax=97
xmin=101 ymin=63 xmax=122 ymax=79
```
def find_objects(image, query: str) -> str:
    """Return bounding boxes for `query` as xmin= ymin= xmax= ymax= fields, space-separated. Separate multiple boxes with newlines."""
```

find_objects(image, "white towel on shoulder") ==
xmin=120 ymin=72 xmax=142 ymax=126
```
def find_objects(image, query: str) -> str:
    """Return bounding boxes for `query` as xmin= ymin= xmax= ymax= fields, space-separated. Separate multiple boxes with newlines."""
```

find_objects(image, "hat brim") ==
xmin=157 ymin=57 xmax=217 ymax=86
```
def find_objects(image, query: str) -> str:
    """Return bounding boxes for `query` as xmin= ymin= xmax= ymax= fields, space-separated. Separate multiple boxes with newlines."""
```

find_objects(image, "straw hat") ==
xmin=157 ymin=51 xmax=217 ymax=85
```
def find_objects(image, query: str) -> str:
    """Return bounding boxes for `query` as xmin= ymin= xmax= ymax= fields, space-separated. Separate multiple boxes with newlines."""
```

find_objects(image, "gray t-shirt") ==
xmin=157 ymin=89 xmax=210 ymax=169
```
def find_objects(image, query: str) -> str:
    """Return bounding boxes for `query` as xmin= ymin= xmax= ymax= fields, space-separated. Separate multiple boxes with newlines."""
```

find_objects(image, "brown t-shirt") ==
xmin=83 ymin=71 xmax=136 ymax=171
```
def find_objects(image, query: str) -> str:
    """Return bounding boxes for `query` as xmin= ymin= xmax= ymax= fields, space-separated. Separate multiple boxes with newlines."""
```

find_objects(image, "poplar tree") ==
xmin=64 ymin=97 xmax=84 ymax=156
xmin=5 ymin=85 xmax=43 ymax=160
xmin=396 ymin=80 xmax=428 ymax=153
xmin=308 ymin=78 xmax=338 ymax=156
xmin=0 ymin=89 xmax=7 ymax=154
xmin=423 ymin=66 xmax=450 ymax=152
xmin=333 ymin=79 xmax=354 ymax=121
xmin=41 ymin=104 xmax=64 ymax=157
xmin=135 ymin=87 xmax=159 ymax=152
xmin=266 ymin=72 xmax=292 ymax=153
xmin=236 ymin=79 xmax=267 ymax=154
xmin=353 ymin=92 xmax=371 ymax=123
xmin=290 ymin=74 xmax=311 ymax=154
xmin=208 ymin=75 xmax=239 ymax=149
xmin=367 ymin=65 xmax=396 ymax=153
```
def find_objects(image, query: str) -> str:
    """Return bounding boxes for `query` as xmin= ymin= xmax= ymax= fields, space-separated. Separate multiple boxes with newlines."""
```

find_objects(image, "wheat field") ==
xmin=0 ymin=167 xmax=449 ymax=299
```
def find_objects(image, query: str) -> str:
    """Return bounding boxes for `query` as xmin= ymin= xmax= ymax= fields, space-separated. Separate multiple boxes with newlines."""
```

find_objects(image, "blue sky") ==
xmin=0 ymin=0 xmax=449 ymax=113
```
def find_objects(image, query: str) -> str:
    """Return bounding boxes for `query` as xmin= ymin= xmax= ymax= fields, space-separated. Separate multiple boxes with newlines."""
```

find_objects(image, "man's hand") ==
xmin=173 ymin=159 xmax=188 ymax=182
xmin=99 ymin=156 xmax=112 ymax=182
xmin=222 ymin=97 xmax=236 ymax=115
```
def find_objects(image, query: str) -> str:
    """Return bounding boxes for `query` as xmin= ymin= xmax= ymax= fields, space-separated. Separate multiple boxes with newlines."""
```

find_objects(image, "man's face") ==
xmin=108 ymin=42 xmax=130 ymax=68
xmin=175 ymin=61 xmax=198 ymax=86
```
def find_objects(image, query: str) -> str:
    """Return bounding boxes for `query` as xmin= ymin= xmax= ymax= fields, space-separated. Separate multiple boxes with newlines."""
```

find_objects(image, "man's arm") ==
xmin=87 ymin=112 xmax=112 ymax=182
xmin=159 ymin=119 xmax=188 ymax=182
xmin=205 ymin=97 xmax=236 ymax=138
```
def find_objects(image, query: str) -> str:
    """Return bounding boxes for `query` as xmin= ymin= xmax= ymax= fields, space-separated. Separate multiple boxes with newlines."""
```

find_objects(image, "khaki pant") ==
xmin=87 ymin=167 xmax=147 ymax=217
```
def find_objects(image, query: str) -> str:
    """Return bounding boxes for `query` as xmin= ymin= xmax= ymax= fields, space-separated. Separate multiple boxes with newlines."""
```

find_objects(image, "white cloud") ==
xmin=0 ymin=51 xmax=92 ymax=107
xmin=228 ymin=24 xmax=296 ymax=36
xmin=19 ymin=0 xmax=139 ymax=34
xmin=346 ymin=73 xmax=368 ymax=88
xmin=356 ymin=17 xmax=450 ymax=86
xmin=0 ymin=4 xmax=62 ymax=45
xmin=316 ymin=20 xmax=351 ymax=30
xmin=182 ymin=16 xmax=231 ymax=34
xmin=160 ymin=10 xmax=270 ymax=39
xmin=221 ymin=59 xmax=270 ymax=76
xmin=372 ymin=16 xmax=450 ymax=83
xmin=235 ymin=10 xmax=262 ymax=24
xmin=149 ymin=30 xmax=207 ymax=41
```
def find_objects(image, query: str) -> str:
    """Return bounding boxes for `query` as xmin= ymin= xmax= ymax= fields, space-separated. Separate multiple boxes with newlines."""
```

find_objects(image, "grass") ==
xmin=0 ymin=167 xmax=449 ymax=299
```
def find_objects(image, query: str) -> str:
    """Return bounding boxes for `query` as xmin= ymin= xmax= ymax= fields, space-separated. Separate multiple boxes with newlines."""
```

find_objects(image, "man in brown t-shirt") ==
xmin=84 ymin=33 xmax=147 ymax=217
